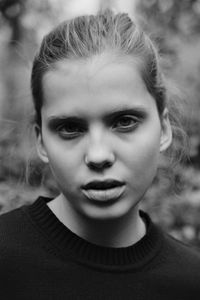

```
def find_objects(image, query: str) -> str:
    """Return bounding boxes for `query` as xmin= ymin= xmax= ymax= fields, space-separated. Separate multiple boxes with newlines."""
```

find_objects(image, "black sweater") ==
xmin=0 ymin=196 xmax=200 ymax=300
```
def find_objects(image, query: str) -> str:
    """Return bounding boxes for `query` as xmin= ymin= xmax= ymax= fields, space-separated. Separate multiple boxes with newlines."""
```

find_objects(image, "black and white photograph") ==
xmin=0 ymin=0 xmax=200 ymax=299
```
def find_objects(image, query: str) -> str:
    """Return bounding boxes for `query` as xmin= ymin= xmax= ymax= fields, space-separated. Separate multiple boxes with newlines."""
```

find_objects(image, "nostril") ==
xmin=87 ymin=160 xmax=112 ymax=170
xmin=84 ymin=147 xmax=115 ymax=170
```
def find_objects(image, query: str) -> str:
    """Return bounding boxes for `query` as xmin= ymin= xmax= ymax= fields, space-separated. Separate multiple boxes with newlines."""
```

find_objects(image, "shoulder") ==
xmin=160 ymin=229 xmax=200 ymax=270
xmin=0 ymin=203 xmax=51 ymax=272
xmin=0 ymin=204 xmax=39 ymax=256
xmin=0 ymin=207 xmax=27 ymax=269
xmin=148 ymin=225 xmax=200 ymax=296
xmin=0 ymin=206 xmax=27 ymax=234
xmin=0 ymin=206 xmax=28 ymax=247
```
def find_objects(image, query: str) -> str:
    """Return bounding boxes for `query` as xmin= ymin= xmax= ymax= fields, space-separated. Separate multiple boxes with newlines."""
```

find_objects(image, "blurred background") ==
xmin=0 ymin=0 xmax=200 ymax=249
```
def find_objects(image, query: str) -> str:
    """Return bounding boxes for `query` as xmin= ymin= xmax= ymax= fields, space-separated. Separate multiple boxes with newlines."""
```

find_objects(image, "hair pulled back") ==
xmin=31 ymin=9 xmax=188 ymax=176
xmin=31 ymin=9 xmax=166 ymax=125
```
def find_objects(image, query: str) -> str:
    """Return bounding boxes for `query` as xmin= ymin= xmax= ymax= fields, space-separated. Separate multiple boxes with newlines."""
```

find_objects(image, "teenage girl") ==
xmin=1 ymin=9 xmax=200 ymax=300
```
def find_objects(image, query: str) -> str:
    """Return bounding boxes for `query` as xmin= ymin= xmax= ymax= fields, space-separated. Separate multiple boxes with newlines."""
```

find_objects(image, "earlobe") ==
xmin=34 ymin=125 xmax=49 ymax=163
xmin=160 ymin=108 xmax=172 ymax=153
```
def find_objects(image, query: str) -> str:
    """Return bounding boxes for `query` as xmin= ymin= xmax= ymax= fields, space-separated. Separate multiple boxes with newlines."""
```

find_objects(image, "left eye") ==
xmin=113 ymin=116 xmax=138 ymax=130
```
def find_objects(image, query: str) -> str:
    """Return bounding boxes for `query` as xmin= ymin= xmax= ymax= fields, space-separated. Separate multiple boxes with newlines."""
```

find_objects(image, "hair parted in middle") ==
xmin=31 ymin=9 xmax=188 ymax=177
xmin=31 ymin=9 xmax=165 ymax=124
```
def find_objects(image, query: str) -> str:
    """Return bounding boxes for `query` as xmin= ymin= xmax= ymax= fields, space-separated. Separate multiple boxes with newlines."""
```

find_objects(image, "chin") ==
xmin=79 ymin=199 xmax=137 ymax=221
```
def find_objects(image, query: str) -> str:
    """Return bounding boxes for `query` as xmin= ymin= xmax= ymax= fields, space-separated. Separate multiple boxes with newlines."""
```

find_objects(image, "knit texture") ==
xmin=1 ymin=196 xmax=200 ymax=299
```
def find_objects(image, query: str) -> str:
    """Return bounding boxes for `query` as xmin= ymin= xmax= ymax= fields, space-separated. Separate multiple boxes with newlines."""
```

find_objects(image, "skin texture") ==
xmin=36 ymin=53 xmax=172 ymax=247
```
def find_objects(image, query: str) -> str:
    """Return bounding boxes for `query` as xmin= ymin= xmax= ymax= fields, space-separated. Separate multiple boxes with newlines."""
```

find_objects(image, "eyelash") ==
xmin=56 ymin=122 xmax=85 ymax=139
xmin=113 ymin=116 xmax=139 ymax=131
xmin=55 ymin=115 xmax=140 ymax=139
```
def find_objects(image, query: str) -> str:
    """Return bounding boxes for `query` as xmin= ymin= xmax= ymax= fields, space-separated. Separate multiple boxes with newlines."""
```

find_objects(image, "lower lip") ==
xmin=81 ymin=185 xmax=126 ymax=202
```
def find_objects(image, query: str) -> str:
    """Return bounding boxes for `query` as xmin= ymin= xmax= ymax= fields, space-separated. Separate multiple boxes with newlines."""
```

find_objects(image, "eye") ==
xmin=56 ymin=121 xmax=86 ymax=139
xmin=113 ymin=115 xmax=139 ymax=132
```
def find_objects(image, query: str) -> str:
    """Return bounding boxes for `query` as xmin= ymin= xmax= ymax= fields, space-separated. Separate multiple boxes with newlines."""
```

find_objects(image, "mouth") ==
xmin=81 ymin=180 xmax=126 ymax=202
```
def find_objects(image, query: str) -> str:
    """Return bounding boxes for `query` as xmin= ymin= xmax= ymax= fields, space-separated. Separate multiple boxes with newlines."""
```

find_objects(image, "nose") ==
xmin=85 ymin=128 xmax=115 ymax=171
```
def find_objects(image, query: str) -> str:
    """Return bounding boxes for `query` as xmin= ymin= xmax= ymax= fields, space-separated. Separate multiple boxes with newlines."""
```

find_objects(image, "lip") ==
xmin=82 ymin=179 xmax=125 ymax=190
xmin=81 ymin=184 xmax=126 ymax=202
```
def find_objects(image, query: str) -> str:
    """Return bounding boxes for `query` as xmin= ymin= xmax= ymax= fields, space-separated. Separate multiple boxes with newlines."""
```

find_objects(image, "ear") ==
xmin=34 ymin=124 xmax=49 ymax=163
xmin=159 ymin=108 xmax=172 ymax=152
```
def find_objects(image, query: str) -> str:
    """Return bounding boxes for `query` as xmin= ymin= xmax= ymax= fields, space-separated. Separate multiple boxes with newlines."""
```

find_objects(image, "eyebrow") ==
xmin=47 ymin=106 xmax=147 ymax=123
xmin=103 ymin=107 xmax=147 ymax=122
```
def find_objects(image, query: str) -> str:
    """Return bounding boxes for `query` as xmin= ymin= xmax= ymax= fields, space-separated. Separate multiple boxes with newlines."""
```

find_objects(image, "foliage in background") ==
xmin=0 ymin=0 xmax=200 ymax=249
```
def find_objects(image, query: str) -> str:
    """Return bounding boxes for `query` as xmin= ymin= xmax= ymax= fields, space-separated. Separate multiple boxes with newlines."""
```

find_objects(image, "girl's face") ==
xmin=37 ymin=54 xmax=172 ymax=220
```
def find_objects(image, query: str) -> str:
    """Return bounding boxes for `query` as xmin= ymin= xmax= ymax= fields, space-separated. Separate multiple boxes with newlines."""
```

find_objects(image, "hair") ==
xmin=31 ymin=9 xmax=189 ymax=185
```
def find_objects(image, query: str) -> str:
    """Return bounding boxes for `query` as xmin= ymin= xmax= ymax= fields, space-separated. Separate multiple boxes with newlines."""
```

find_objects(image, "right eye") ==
xmin=56 ymin=122 xmax=86 ymax=139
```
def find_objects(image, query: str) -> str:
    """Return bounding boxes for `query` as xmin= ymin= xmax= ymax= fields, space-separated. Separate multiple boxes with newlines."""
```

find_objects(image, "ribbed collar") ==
xmin=23 ymin=196 xmax=164 ymax=271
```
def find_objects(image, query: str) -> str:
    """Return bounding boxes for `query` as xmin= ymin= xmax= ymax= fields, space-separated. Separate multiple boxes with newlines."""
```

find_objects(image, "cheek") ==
xmin=44 ymin=140 xmax=83 ymax=182
xmin=119 ymin=129 xmax=161 ymax=179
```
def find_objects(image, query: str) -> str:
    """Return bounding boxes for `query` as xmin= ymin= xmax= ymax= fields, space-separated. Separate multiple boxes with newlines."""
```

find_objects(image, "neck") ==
xmin=47 ymin=194 xmax=146 ymax=248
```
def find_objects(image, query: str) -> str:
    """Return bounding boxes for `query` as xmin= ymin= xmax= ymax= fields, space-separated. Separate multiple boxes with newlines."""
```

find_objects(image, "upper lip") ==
xmin=81 ymin=179 xmax=125 ymax=190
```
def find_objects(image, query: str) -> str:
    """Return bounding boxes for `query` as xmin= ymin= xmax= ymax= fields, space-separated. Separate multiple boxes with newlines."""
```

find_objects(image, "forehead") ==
xmin=42 ymin=53 xmax=155 ymax=116
xmin=44 ymin=53 xmax=142 ymax=86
